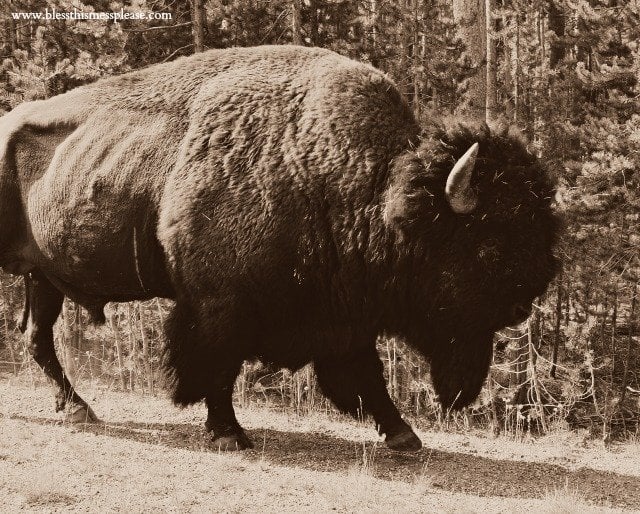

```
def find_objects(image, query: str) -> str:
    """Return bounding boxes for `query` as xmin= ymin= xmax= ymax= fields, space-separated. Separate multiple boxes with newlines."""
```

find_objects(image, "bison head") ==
xmin=383 ymin=121 xmax=560 ymax=409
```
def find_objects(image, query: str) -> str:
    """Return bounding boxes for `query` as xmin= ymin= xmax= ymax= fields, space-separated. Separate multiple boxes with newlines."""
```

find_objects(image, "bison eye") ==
xmin=478 ymin=239 xmax=500 ymax=263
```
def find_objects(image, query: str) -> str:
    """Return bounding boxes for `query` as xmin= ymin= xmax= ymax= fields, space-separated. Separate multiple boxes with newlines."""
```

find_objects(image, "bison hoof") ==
xmin=65 ymin=404 xmax=99 ymax=424
xmin=385 ymin=430 xmax=422 ymax=452
xmin=210 ymin=432 xmax=254 ymax=451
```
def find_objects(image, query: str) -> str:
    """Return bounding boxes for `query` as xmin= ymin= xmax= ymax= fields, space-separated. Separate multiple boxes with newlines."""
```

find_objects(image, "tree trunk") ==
xmin=399 ymin=0 xmax=414 ymax=101
xmin=109 ymin=308 xmax=127 ymax=391
xmin=369 ymin=0 xmax=378 ymax=51
xmin=485 ymin=0 xmax=498 ymax=122
xmin=452 ymin=0 xmax=487 ymax=119
xmin=547 ymin=0 xmax=565 ymax=68
xmin=291 ymin=0 xmax=304 ymax=46
xmin=61 ymin=300 xmax=77 ymax=387
xmin=508 ymin=328 xmax=528 ymax=393
xmin=127 ymin=303 xmax=137 ymax=390
xmin=621 ymin=285 xmax=637 ymax=403
xmin=305 ymin=365 xmax=315 ymax=410
xmin=309 ymin=0 xmax=318 ymax=46
xmin=191 ymin=0 xmax=206 ymax=53
xmin=0 ymin=277 xmax=17 ymax=373
xmin=510 ymin=12 xmax=520 ymax=122
xmin=138 ymin=303 xmax=153 ymax=394
xmin=528 ymin=316 xmax=548 ymax=432
xmin=550 ymin=281 xmax=562 ymax=378
xmin=6 ymin=0 xmax=17 ymax=54
xmin=532 ymin=6 xmax=546 ymax=148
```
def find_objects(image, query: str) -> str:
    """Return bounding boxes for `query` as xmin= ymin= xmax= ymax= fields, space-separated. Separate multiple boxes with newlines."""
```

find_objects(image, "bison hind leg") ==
xmin=162 ymin=297 xmax=253 ymax=450
xmin=162 ymin=302 xmax=208 ymax=406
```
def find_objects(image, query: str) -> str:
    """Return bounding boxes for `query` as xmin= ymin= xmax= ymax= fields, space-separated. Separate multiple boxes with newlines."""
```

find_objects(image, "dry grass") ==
xmin=540 ymin=485 xmax=612 ymax=514
xmin=24 ymin=490 xmax=77 ymax=509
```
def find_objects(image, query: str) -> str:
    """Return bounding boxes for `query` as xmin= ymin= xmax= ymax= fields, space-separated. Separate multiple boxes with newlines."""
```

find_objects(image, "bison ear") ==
xmin=382 ymin=180 xmax=409 ymax=234
xmin=445 ymin=143 xmax=479 ymax=214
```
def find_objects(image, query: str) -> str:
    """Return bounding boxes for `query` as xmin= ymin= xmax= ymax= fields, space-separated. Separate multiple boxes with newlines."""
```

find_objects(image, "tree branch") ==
xmin=162 ymin=43 xmax=194 ymax=63
xmin=123 ymin=21 xmax=192 ymax=33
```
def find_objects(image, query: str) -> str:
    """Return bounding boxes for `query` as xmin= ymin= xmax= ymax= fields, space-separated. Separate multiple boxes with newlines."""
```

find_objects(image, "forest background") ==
xmin=1 ymin=0 xmax=639 ymax=441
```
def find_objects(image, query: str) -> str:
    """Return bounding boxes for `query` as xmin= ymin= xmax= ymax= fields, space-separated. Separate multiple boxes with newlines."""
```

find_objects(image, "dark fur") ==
xmin=162 ymin=116 xmax=559 ymax=411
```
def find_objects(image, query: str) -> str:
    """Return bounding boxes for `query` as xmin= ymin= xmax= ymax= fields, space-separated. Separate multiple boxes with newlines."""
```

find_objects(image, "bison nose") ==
xmin=510 ymin=304 xmax=532 ymax=325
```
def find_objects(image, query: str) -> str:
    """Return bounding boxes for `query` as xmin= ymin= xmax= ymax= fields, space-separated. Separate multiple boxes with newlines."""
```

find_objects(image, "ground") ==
xmin=1 ymin=376 xmax=639 ymax=513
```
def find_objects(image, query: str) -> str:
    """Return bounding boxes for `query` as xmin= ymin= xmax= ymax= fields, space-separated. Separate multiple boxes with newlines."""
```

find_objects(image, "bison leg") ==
xmin=204 ymin=364 xmax=253 ymax=451
xmin=163 ymin=299 xmax=252 ymax=450
xmin=315 ymin=346 xmax=421 ymax=451
xmin=429 ymin=332 xmax=494 ymax=411
xmin=22 ymin=272 xmax=97 ymax=422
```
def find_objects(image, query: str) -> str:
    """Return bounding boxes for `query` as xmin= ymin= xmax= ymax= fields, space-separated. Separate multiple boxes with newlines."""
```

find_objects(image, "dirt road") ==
xmin=1 ymin=379 xmax=638 ymax=512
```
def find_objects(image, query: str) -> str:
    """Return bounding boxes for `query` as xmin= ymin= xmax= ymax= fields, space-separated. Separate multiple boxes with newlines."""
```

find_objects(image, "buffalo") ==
xmin=0 ymin=45 xmax=559 ymax=451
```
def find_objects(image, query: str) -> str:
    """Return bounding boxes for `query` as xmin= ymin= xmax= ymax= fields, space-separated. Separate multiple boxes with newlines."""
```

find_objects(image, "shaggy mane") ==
xmin=384 ymin=119 xmax=557 ymax=236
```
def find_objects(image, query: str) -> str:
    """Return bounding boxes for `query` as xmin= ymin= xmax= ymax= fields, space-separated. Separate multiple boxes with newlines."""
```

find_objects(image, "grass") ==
xmin=541 ymin=484 xmax=604 ymax=514
xmin=24 ymin=491 xmax=78 ymax=508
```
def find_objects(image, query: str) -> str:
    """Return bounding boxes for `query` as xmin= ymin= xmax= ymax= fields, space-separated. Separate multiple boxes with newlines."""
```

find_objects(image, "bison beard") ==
xmin=428 ymin=333 xmax=494 ymax=411
xmin=1 ymin=45 xmax=559 ymax=453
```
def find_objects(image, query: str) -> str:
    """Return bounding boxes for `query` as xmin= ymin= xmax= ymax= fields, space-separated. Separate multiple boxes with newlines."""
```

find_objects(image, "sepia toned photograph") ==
xmin=0 ymin=1 xmax=639 ymax=512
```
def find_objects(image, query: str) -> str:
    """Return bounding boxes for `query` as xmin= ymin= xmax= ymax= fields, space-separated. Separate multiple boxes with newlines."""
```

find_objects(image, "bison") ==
xmin=0 ymin=45 xmax=559 ymax=451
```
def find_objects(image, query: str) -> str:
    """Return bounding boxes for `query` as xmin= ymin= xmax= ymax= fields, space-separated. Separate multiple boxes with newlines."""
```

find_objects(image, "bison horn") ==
xmin=445 ymin=143 xmax=479 ymax=214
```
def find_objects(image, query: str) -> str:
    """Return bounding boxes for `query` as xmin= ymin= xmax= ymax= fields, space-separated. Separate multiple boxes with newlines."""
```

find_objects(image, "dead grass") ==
xmin=0 ymin=378 xmax=636 ymax=513
xmin=24 ymin=490 xmax=77 ymax=508
xmin=541 ymin=484 xmax=611 ymax=514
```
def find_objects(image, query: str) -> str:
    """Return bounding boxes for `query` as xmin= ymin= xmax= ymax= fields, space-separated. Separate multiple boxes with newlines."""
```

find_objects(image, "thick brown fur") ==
xmin=0 ymin=46 xmax=559 ymax=430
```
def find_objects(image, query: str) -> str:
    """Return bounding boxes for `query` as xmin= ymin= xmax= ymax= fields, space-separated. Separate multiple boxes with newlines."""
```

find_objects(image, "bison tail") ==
xmin=162 ymin=302 xmax=208 ymax=406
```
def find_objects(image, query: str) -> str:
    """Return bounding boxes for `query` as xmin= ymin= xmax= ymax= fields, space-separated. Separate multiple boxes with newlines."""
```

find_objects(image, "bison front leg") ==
xmin=22 ymin=272 xmax=97 ymax=422
xmin=429 ymin=332 xmax=494 ymax=411
xmin=315 ymin=345 xmax=421 ymax=451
